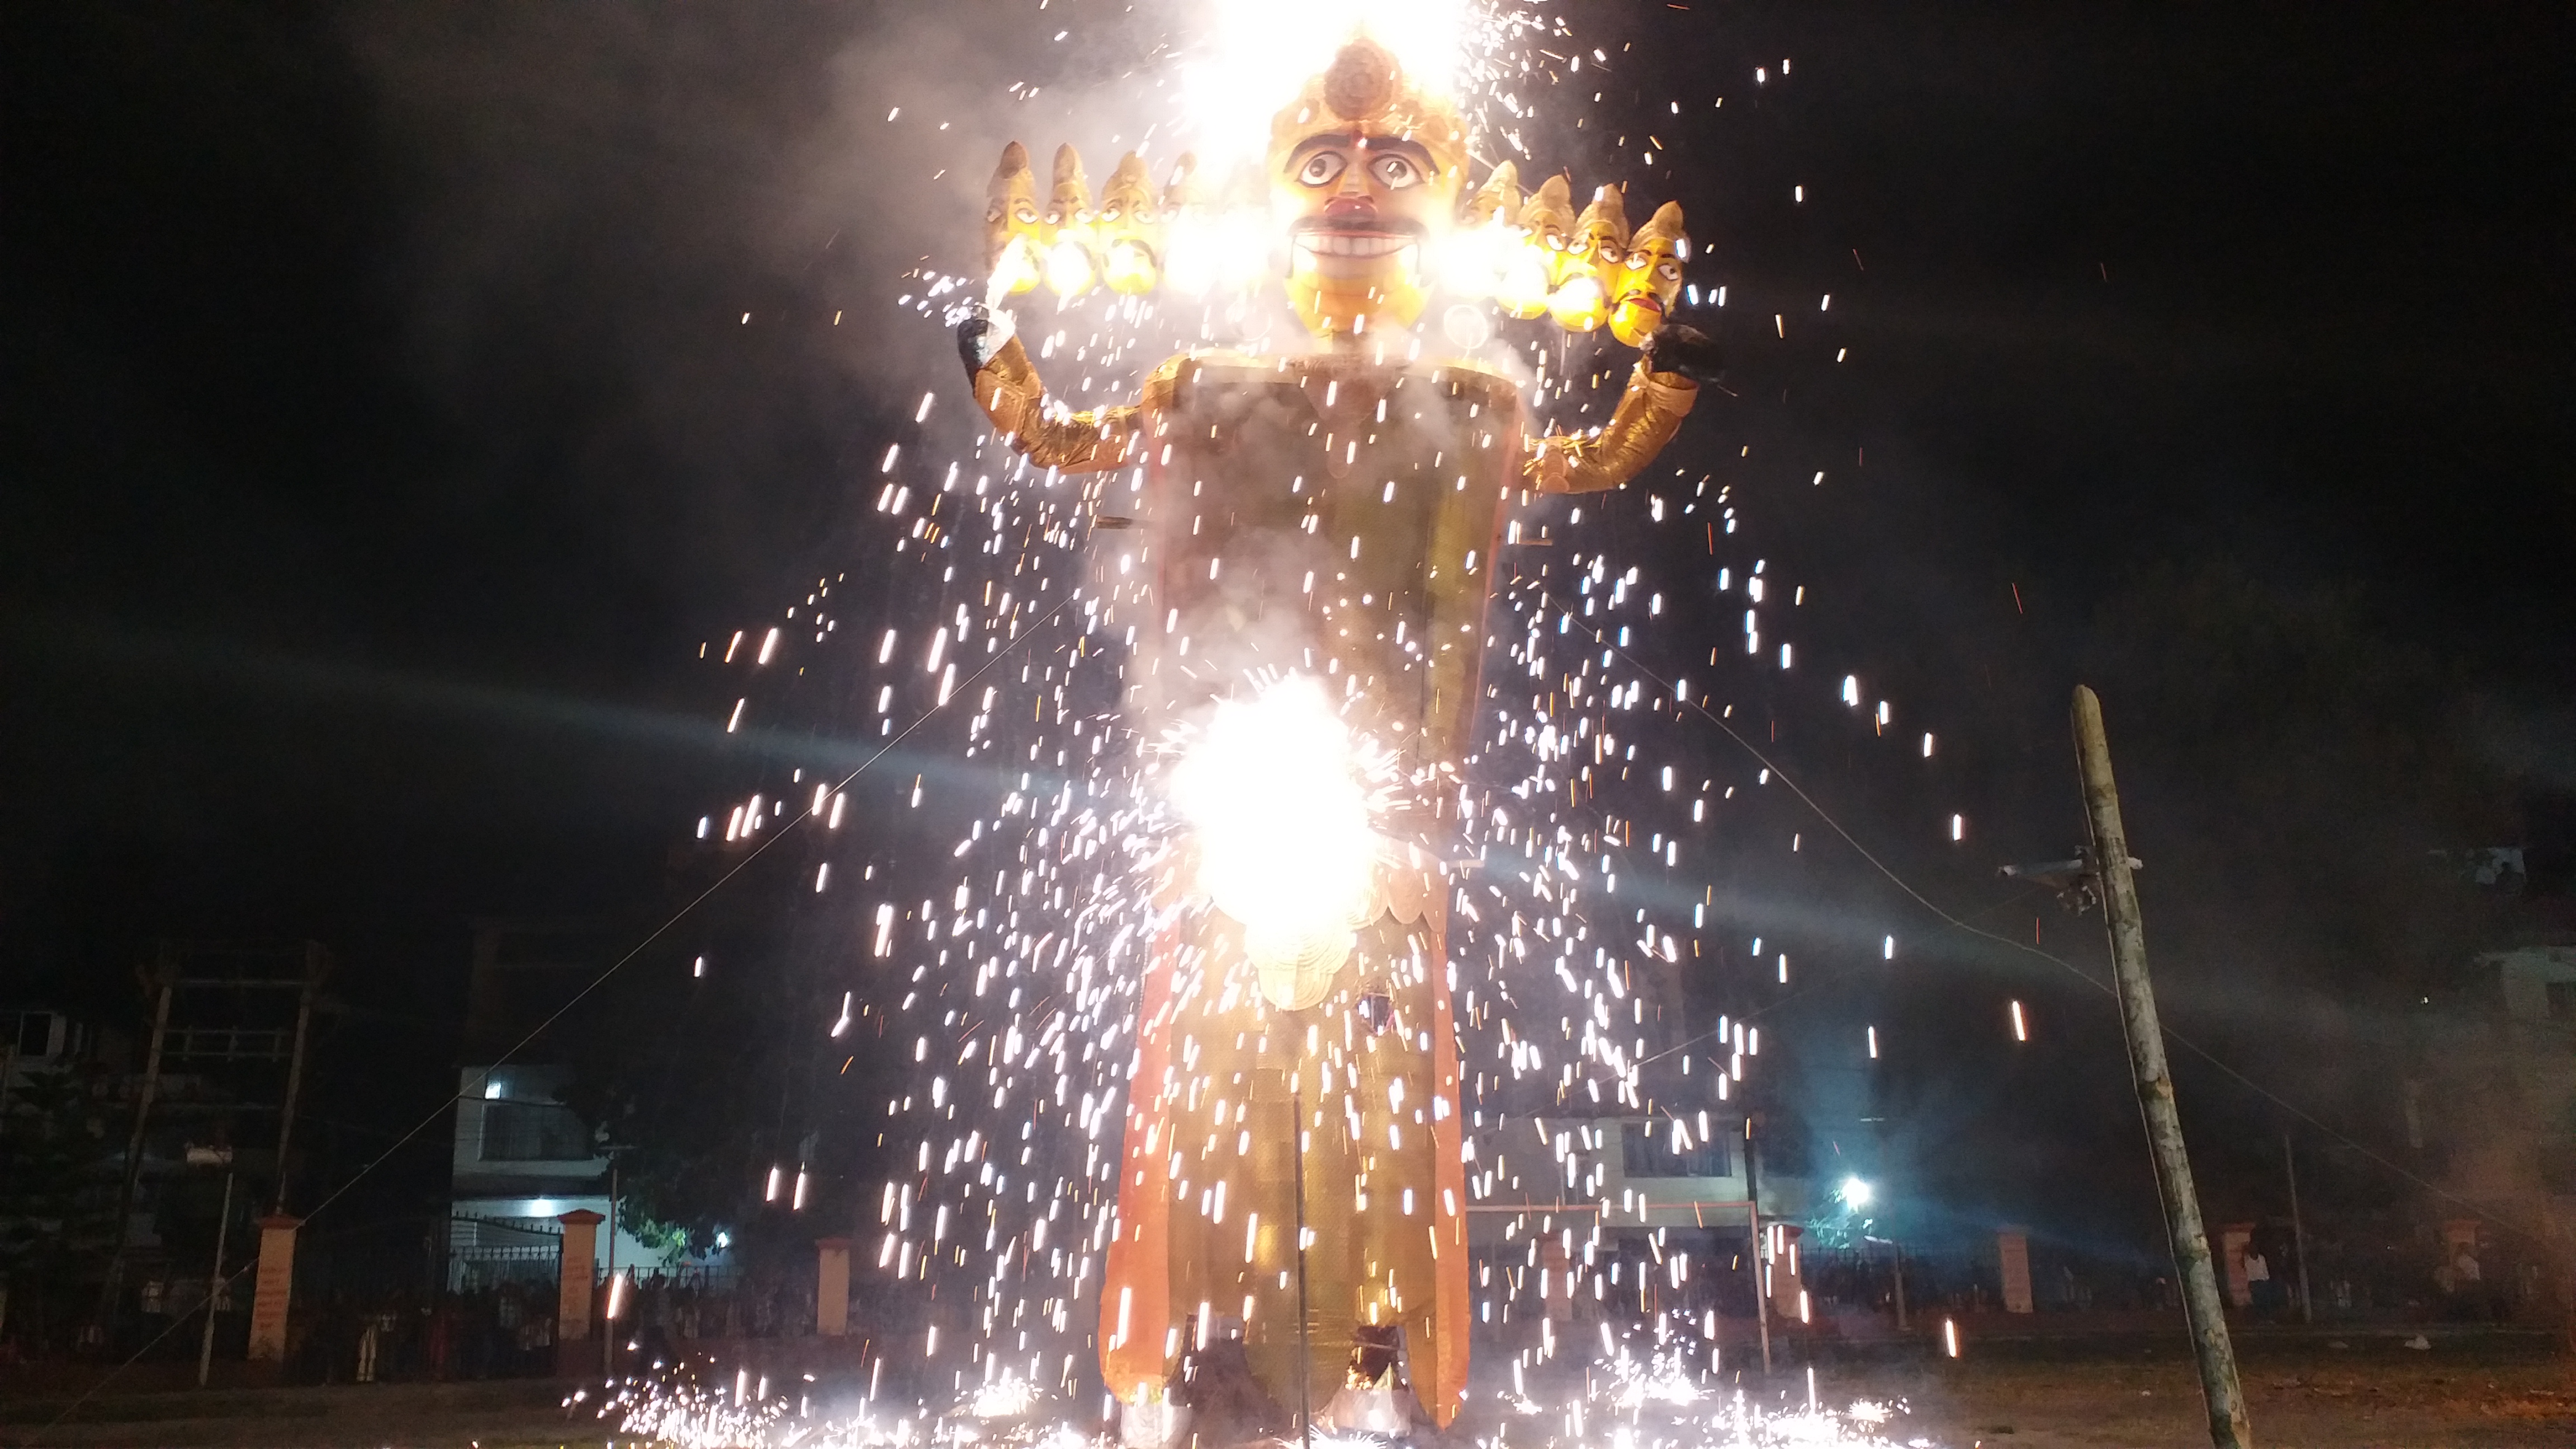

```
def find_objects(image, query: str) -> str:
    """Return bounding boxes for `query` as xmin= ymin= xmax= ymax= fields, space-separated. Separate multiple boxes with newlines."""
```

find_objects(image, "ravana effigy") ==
xmin=954 ymin=34 xmax=1721 ymax=1446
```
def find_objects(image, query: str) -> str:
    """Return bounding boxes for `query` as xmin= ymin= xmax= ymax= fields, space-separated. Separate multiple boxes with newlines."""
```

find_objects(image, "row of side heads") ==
xmin=982 ymin=141 xmax=1687 ymax=346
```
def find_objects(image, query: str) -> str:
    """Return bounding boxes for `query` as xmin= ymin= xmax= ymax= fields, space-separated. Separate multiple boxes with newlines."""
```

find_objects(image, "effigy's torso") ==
xmin=1095 ymin=351 xmax=1519 ymax=1432
xmin=1112 ymin=351 xmax=1521 ymax=772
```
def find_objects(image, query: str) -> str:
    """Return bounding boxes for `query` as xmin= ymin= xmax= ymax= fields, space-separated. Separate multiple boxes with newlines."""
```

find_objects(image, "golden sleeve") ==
xmin=1522 ymin=361 xmax=1698 ymax=494
xmin=971 ymin=334 xmax=1174 ymax=475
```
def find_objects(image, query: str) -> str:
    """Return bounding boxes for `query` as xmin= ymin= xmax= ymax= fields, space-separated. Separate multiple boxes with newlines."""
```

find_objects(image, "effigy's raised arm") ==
xmin=1523 ymin=323 xmax=1724 ymax=494
xmin=962 ymin=138 xmax=1188 ymax=474
xmin=956 ymin=316 xmax=1152 ymax=475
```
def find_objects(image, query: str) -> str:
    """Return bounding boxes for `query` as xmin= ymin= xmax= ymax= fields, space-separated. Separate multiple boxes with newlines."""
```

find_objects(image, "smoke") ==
xmin=329 ymin=3 xmax=1200 ymax=638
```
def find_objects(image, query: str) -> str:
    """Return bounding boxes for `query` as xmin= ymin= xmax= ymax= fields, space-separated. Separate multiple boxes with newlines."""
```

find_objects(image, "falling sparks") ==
xmin=600 ymin=1359 xmax=1916 ymax=1449
xmin=659 ymin=2 xmax=1977 ymax=1442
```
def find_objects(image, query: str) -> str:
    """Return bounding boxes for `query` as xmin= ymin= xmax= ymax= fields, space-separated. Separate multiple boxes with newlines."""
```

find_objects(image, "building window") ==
xmin=479 ymin=1102 xmax=593 ymax=1161
xmin=6 ymin=1010 xmax=58 ymax=1058
xmin=2547 ymin=981 xmax=2576 ymax=1020
xmin=1622 ymin=1121 xmax=1731 ymax=1178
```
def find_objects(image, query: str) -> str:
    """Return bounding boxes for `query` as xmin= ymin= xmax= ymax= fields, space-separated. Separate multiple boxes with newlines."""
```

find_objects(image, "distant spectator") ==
xmin=2243 ymin=1249 xmax=2280 ymax=1316
xmin=2452 ymin=1247 xmax=2496 ymax=1321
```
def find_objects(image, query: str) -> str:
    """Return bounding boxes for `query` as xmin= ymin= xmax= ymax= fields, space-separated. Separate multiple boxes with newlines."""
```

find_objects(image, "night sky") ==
xmin=6 ymin=2 xmax=2572 ymax=1257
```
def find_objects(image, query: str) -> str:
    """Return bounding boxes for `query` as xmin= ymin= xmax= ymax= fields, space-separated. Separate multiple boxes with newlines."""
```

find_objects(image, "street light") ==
xmin=1839 ymin=1176 xmax=1873 ymax=1210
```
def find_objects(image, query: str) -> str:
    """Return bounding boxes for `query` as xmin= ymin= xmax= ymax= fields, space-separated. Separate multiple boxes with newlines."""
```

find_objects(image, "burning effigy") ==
xmin=598 ymin=8 xmax=1967 ymax=1449
xmin=955 ymin=33 xmax=1721 ymax=1445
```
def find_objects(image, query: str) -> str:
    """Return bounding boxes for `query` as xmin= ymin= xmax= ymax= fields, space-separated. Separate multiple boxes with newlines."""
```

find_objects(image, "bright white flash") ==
xmin=1169 ymin=675 xmax=1381 ymax=1003
xmin=1175 ymin=1 xmax=1471 ymax=165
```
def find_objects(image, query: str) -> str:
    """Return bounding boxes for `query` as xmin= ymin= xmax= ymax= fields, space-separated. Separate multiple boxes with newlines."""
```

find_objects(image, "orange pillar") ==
xmin=246 ymin=1214 xmax=300 ymax=1362
xmin=816 ymin=1237 xmax=852 ymax=1337
xmin=556 ymin=1209 xmax=603 ymax=1374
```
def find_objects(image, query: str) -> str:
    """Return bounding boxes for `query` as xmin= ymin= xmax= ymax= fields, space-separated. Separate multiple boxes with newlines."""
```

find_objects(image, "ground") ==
xmin=1802 ymin=1328 xmax=2576 ymax=1447
xmin=2 ymin=1331 xmax=2571 ymax=1447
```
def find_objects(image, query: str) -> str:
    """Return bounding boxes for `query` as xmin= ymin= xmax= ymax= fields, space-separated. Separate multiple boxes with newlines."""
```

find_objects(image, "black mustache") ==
xmin=1291 ymin=217 xmax=1431 ymax=240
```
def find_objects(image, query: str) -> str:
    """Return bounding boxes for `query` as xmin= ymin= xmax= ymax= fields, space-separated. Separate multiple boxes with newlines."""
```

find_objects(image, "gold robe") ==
xmin=969 ymin=338 xmax=1694 ymax=1429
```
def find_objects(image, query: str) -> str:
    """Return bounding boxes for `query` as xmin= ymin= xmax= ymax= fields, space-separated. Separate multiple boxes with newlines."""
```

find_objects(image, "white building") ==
xmin=446 ymin=1064 xmax=672 ymax=1289
xmin=1463 ymin=1110 xmax=1813 ymax=1334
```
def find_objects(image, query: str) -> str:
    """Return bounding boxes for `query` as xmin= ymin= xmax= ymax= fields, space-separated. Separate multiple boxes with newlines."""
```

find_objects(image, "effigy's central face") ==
xmin=1273 ymin=131 xmax=1459 ymax=335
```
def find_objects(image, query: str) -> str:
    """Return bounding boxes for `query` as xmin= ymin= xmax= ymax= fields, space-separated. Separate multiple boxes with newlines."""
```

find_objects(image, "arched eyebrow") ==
xmin=1288 ymin=135 xmax=1358 ymax=165
xmin=1287 ymin=135 xmax=1437 ymax=172
xmin=1358 ymin=137 xmax=1437 ymax=171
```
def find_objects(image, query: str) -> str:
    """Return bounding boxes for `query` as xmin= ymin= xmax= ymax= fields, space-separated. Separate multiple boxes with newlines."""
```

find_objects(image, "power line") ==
xmin=1539 ymin=594 xmax=2555 ymax=1252
xmin=37 ymin=594 xmax=1078 ymax=1433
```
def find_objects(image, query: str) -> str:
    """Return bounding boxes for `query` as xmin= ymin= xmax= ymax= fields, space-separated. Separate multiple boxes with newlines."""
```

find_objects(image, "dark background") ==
xmin=4 ymin=0 xmax=2572 ymax=1269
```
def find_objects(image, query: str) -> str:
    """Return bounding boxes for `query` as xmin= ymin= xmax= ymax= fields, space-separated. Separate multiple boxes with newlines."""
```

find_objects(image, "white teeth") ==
xmin=1301 ymin=233 xmax=1409 ymax=259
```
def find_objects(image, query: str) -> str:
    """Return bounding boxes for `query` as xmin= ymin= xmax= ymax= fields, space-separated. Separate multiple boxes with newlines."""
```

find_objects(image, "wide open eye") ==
xmin=1369 ymin=153 xmax=1423 ymax=189
xmin=1297 ymin=151 xmax=1348 ymax=187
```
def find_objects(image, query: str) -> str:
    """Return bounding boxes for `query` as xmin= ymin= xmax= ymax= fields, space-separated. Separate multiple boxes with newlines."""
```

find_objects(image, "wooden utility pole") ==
xmin=1891 ymin=1240 xmax=1911 ymax=1330
xmin=2072 ymin=686 xmax=2252 ymax=1449
xmin=2284 ymin=1130 xmax=2313 ymax=1324
xmin=603 ymin=1159 xmax=620 ymax=1378
xmin=269 ymin=943 xmax=331 ymax=1214
xmin=1743 ymin=1115 xmax=1772 ymax=1373
xmin=97 ymin=947 xmax=180 ymax=1334
xmin=197 ymin=1164 xmax=235 ymax=1387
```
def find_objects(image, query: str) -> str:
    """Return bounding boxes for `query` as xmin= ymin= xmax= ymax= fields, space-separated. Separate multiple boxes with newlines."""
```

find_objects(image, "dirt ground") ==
xmin=1797 ymin=1329 xmax=2576 ymax=1448
xmin=3 ymin=1331 xmax=2570 ymax=1448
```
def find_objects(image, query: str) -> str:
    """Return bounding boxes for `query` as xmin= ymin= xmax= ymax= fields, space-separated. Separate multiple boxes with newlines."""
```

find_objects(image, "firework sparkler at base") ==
xmin=600 ymin=1356 xmax=1925 ymax=1449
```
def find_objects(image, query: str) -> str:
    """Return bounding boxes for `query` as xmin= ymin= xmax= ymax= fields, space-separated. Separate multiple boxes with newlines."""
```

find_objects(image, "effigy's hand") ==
xmin=956 ymin=302 xmax=1015 ymax=376
xmin=1641 ymin=323 xmax=1724 ymax=385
